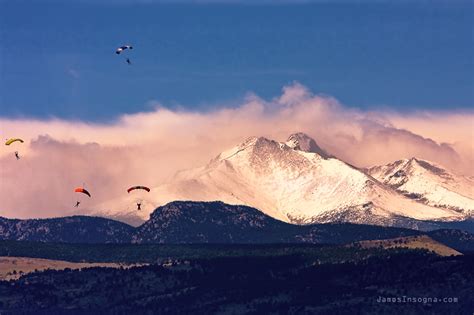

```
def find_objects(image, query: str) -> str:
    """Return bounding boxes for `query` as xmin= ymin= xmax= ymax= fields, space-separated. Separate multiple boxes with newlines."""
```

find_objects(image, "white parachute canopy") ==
xmin=115 ymin=45 xmax=133 ymax=55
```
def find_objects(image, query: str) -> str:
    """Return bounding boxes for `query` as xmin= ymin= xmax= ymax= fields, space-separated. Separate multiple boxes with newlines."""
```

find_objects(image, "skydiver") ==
xmin=74 ymin=201 xmax=81 ymax=208
xmin=126 ymin=58 xmax=131 ymax=65
xmin=137 ymin=202 xmax=142 ymax=210
xmin=14 ymin=151 xmax=20 ymax=160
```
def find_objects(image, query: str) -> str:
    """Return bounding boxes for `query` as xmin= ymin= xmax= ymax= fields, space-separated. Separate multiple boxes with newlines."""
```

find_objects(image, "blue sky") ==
xmin=1 ymin=0 xmax=472 ymax=121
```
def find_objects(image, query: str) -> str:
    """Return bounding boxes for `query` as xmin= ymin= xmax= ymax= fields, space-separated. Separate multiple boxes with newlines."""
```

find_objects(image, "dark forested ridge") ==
xmin=131 ymin=201 xmax=425 ymax=244
xmin=1 ymin=201 xmax=472 ymax=314
xmin=0 ymin=241 xmax=404 ymax=264
xmin=3 ymin=201 xmax=473 ymax=248
xmin=427 ymin=229 xmax=474 ymax=252
xmin=0 ymin=216 xmax=133 ymax=243
xmin=0 ymin=251 xmax=472 ymax=315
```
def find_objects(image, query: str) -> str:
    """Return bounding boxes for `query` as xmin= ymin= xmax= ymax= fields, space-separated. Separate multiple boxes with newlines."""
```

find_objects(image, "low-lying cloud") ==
xmin=1 ymin=83 xmax=472 ymax=218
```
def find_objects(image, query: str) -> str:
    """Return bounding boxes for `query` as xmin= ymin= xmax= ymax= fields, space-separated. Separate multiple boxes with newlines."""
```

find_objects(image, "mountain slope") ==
xmin=131 ymin=201 xmax=423 ymax=244
xmin=368 ymin=158 xmax=474 ymax=216
xmin=1 ymin=201 xmax=473 ymax=249
xmin=427 ymin=229 xmax=474 ymax=252
xmin=0 ymin=257 xmax=127 ymax=281
xmin=113 ymin=133 xmax=463 ymax=226
xmin=354 ymin=235 xmax=462 ymax=256
xmin=0 ymin=201 xmax=426 ymax=244
xmin=0 ymin=216 xmax=133 ymax=243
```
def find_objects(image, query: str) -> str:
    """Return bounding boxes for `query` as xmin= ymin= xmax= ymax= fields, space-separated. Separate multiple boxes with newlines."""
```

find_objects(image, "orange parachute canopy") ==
xmin=74 ymin=187 xmax=91 ymax=198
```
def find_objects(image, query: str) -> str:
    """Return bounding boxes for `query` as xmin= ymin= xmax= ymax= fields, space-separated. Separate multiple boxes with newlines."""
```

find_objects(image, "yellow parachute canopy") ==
xmin=5 ymin=138 xmax=24 ymax=146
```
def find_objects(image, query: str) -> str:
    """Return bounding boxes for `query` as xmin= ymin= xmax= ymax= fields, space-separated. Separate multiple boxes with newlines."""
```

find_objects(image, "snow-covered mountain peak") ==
xmin=406 ymin=158 xmax=451 ymax=178
xmin=217 ymin=133 xmax=330 ymax=165
xmin=368 ymin=158 xmax=455 ymax=187
xmin=285 ymin=132 xmax=330 ymax=158
xmin=145 ymin=134 xmax=464 ymax=224
xmin=94 ymin=134 xmax=470 ymax=226
xmin=368 ymin=158 xmax=474 ymax=215
xmin=215 ymin=136 xmax=279 ymax=163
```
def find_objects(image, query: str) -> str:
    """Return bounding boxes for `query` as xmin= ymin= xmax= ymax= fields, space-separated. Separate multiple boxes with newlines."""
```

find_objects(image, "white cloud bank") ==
xmin=0 ymin=83 xmax=472 ymax=218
